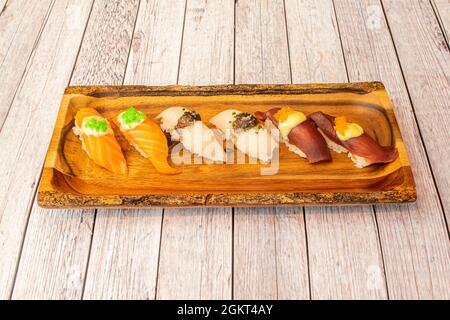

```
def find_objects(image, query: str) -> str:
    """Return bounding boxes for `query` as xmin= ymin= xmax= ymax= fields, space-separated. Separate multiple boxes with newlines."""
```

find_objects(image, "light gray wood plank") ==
xmin=156 ymin=0 xmax=234 ymax=299
xmin=233 ymin=0 xmax=309 ymax=300
xmin=334 ymin=0 xmax=450 ymax=299
xmin=12 ymin=0 xmax=140 ymax=300
xmin=0 ymin=0 xmax=54 ymax=129
xmin=176 ymin=0 xmax=234 ymax=86
xmin=286 ymin=0 xmax=347 ymax=83
xmin=11 ymin=0 xmax=141 ymax=300
xmin=234 ymin=207 xmax=310 ymax=299
xmin=83 ymin=209 xmax=162 ymax=300
xmin=274 ymin=207 xmax=310 ymax=299
xmin=71 ymin=0 xmax=139 ymax=86
xmin=11 ymin=209 xmax=94 ymax=300
xmin=0 ymin=0 xmax=94 ymax=299
xmin=157 ymin=208 xmax=232 ymax=299
xmin=83 ymin=0 xmax=186 ymax=300
xmin=234 ymin=209 xmax=278 ymax=299
xmin=285 ymin=0 xmax=387 ymax=299
xmin=124 ymin=0 xmax=185 ymax=85
xmin=235 ymin=0 xmax=291 ymax=84
xmin=383 ymin=0 xmax=450 ymax=224
xmin=306 ymin=207 xmax=386 ymax=299
xmin=432 ymin=0 xmax=450 ymax=44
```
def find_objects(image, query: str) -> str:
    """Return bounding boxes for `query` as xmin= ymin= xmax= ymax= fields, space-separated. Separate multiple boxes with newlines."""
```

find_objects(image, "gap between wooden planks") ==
xmin=381 ymin=0 xmax=450 ymax=224
xmin=156 ymin=0 xmax=234 ymax=300
xmin=287 ymin=0 xmax=386 ymax=299
xmin=334 ymin=0 xmax=450 ymax=299
xmin=431 ymin=0 xmax=450 ymax=45
xmin=0 ymin=0 xmax=55 ymax=130
xmin=0 ymin=0 xmax=95 ymax=299
xmin=9 ymin=0 xmax=139 ymax=299
xmin=234 ymin=0 xmax=307 ymax=299
xmin=0 ymin=0 xmax=7 ymax=14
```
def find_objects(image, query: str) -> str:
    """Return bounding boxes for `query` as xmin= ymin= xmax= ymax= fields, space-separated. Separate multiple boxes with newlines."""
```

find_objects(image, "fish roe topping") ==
xmin=82 ymin=116 xmax=113 ymax=136
xmin=274 ymin=107 xmax=297 ymax=122
xmin=84 ymin=118 xmax=107 ymax=132
xmin=334 ymin=116 xmax=348 ymax=136
xmin=334 ymin=116 xmax=364 ymax=141
xmin=274 ymin=107 xmax=307 ymax=139
xmin=119 ymin=107 xmax=146 ymax=130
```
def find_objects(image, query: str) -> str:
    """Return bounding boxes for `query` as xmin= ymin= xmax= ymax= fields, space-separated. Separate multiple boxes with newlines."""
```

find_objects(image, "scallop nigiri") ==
xmin=117 ymin=107 xmax=178 ymax=174
xmin=209 ymin=109 xmax=277 ymax=163
xmin=156 ymin=107 xmax=225 ymax=163
xmin=73 ymin=108 xmax=127 ymax=174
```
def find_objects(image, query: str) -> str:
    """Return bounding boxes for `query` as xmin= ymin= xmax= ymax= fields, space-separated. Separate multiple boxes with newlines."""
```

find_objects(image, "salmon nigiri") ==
xmin=117 ymin=107 xmax=179 ymax=174
xmin=73 ymin=108 xmax=127 ymax=174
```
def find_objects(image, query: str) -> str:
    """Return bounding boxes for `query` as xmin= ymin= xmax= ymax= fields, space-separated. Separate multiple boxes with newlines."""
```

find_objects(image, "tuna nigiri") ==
xmin=156 ymin=107 xmax=225 ymax=163
xmin=255 ymin=107 xmax=331 ymax=163
xmin=309 ymin=111 xmax=398 ymax=168
xmin=73 ymin=108 xmax=127 ymax=174
xmin=117 ymin=107 xmax=179 ymax=174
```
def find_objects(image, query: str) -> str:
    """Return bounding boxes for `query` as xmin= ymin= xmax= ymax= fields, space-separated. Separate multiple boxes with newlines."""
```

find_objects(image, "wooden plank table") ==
xmin=0 ymin=0 xmax=448 ymax=300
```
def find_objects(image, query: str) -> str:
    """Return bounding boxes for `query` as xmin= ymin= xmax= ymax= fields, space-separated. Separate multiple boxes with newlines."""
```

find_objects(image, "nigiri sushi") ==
xmin=255 ymin=107 xmax=331 ymax=163
xmin=117 ymin=107 xmax=178 ymax=174
xmin=309 ymin=111 xmax=398 ymax=168
xmin=156 ymin=107 xmax=225 ymax=163
xmin=73 ymin=108 xmax=127 ymax=174
xmin=209 ymin=109 xmax=277 ymax=163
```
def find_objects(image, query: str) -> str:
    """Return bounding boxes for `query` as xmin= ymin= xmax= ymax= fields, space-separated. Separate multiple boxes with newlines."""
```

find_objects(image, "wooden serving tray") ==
xmin=38 ymin=82 xmax=416 ymax=208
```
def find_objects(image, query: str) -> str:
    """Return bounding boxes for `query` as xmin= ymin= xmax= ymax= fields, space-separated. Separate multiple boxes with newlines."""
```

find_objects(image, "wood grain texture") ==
xmin=334 ymin=0 xmax=450 ymax=299
xmin=285 ymin=0 xmax=347 ymax=82
xmin=382 ymin=0 xmax=450 ymax=223
xmin=306 ymin=207 xmax=387 ymax=299
xmin=83 ymin=209 xmax=162 ymax=299
xmin=0 ymin=0 xmax=94 ymax=299
xmin=12 ymin=0 xmax=141 ymax=300
xmin=432 ymin=0 xmax=450 ymax=44
xmin=157 ymin=208 xmax=232 ymax=299
xmin=285 ymin=0 xmax=387 ymax=299
xmin=156 ymin=0 xmax=234 ymax=299
xmin=0 ymin=0 xmax=54 ymax=129
xmin=11 ymin=208 xmax=94 ymax=299
xmin=235 ymin=0 xmax=290 ymax=84
xmin=234 ymin=208 xmax=309 ymax=299
xmin=233 ymin=0 xmax=308 ymax=300
xmin=234 ymin=208 xmax=278 ymax=299
xmin=71 ymin=0 xmax=139 ymax=86
xmin=82 ymin=0 xmax=185 ymax=300
xmin=273 ymin=207 xmax=310 ymax=299
xmin=177 ymin=0 xmax=234 ymax=86
xmin=124 ymin=0 xmax=186 ymax=85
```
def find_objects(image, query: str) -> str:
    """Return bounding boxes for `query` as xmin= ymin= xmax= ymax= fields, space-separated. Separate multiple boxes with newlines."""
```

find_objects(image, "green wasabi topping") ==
xmin=84 ymin=117 xmax=108 ymax=132
xmin=121 ymin=106 xmax=146 ymax=127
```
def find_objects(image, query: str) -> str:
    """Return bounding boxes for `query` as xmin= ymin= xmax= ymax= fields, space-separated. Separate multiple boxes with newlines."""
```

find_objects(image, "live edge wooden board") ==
xmin=37 ymin=82 xmax=416 ymax=208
